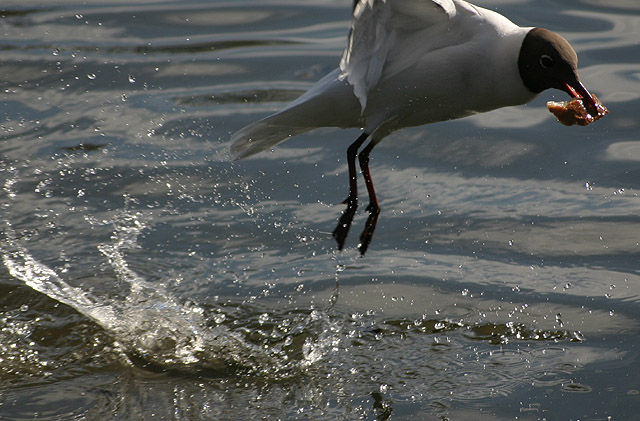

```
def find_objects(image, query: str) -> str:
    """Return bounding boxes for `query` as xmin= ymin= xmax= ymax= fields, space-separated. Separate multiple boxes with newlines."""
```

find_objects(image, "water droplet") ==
xmin=571 ymin=331 xmax=585 ymax=341
xmin=87 ymin=73 xmax=96 ymax=80
xmin=128 ymin=74 xmax=136 ymax=83
xmin=555 ymin=313 xmax=564 ymax=327
xmin=20 ymin=304 xmax=29 ymax=312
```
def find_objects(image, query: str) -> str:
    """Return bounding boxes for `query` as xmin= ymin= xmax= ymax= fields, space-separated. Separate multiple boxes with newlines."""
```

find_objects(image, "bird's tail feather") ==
xmin=230 ymin=68 xmax=359 ymax=160
xmin=229 ymin=112 xmax=313 ymax=161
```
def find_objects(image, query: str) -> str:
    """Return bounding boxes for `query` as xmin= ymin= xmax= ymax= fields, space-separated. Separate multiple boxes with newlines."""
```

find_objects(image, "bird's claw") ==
xmin=358 ymin=209 xmax=380 ymax=255
xmin=333 ymin=199 xmax=380 ymax=255
xmin=332 ymin=198 xmax=358 ymax=250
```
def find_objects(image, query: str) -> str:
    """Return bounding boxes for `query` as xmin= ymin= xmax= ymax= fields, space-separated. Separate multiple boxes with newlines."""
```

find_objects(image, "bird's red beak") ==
xmin=562 ymin=80 xmax=600 ymax=117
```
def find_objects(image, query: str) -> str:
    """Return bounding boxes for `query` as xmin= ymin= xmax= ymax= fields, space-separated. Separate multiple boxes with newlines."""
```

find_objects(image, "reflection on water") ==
xmin=1 ymin=0 xmax=640 ymax=419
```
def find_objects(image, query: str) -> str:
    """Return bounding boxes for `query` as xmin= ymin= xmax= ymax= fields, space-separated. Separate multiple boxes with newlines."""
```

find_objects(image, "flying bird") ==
xmin=230 ymin=0 xmax=606 ymax=255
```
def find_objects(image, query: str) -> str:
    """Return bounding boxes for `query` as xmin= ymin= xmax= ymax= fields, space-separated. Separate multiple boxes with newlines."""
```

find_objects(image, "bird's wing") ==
xmin=340 ymin=0 xmax=459 ymax=111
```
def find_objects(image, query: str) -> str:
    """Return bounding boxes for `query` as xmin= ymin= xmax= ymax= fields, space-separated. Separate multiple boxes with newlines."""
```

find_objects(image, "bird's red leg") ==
xmin=332 ymin=132 xmax=369 ymax=250
xmin=357 ymin=139 xmax=380 ymax=255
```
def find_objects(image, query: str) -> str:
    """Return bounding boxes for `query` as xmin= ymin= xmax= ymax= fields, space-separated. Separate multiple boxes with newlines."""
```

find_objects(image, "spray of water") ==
xmin=0 ymin=169 xmax=278 ymax=375
xmin=2 ymin=215 xmax=277 ymax=375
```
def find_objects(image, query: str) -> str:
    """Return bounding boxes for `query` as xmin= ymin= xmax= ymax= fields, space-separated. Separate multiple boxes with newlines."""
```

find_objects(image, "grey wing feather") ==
xmin=341 ymin=0 xmax=457 ymax=111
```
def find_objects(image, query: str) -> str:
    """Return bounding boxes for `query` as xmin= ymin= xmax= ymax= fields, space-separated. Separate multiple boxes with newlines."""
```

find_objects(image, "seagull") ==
xmin=230 ymin=0 xmax=602 ymax=255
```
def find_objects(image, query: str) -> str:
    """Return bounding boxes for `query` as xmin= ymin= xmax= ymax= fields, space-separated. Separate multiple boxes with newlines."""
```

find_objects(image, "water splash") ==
xmin=0 ymin=197 xmax=274 ymax=376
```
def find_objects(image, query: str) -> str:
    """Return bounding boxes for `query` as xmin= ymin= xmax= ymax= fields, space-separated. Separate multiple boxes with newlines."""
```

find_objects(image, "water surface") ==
xmin=1 ymin=0 xmax=640 ymax=419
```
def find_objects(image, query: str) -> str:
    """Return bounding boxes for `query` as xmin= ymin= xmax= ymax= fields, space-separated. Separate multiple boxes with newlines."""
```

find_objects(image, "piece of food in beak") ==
xmin=547 ymin=95 xmax=608 ymax=126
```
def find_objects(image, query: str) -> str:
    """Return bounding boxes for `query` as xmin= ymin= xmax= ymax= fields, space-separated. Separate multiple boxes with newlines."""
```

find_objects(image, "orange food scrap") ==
xmin=547 ymin=95 xmax=608 ymax=126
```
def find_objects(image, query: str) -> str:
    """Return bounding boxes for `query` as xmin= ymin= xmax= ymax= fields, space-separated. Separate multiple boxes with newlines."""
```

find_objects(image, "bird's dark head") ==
xmin=518 ymin=27 xmax=598 ymax=114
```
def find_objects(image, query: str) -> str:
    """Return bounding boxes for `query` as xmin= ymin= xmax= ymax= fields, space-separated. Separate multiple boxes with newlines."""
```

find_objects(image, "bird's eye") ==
xmin=539 ymin=55 xmax=554 ymax=69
